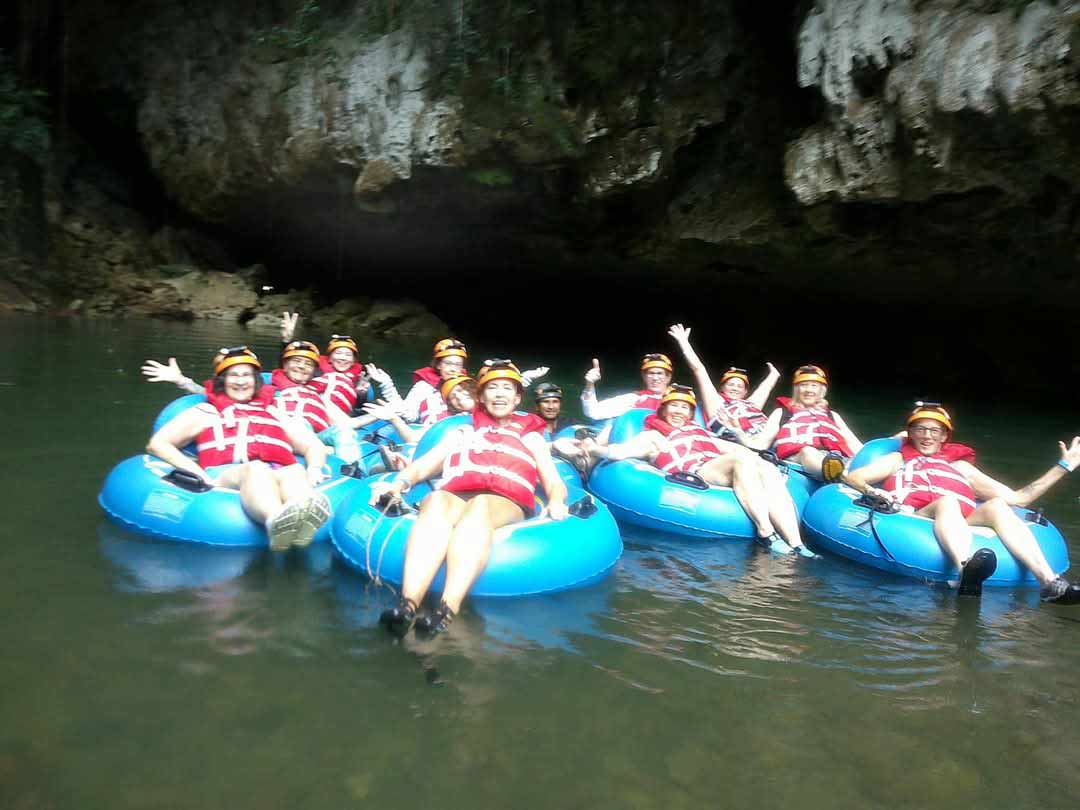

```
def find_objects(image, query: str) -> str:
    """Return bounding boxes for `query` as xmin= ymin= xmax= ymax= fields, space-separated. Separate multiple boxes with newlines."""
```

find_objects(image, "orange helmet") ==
xmin=213 ymin=346 xmax=261 ymax=376
xmin=641 ymin=353 xmax=673 ymax=373
xmin=433 ymin=338 xmax=468 ymax=361
xmin=906 ymin=401 xmax=953 ymax=432
xmin=325 ymin=334 xmax=359 ymax=359
xmin=477 ymin=359 xmax=523 ymax=390
xmin=719 ymin=367 xmax=749 ymax=386
xmin=281 ymin=340 xmax=320 ymax=365
xmin=440 ymin=373 xmax=475 ymax=401
xmin=792 ymin=364 xmax=828 ymax=386
xmin=659 ymin=383 xmax=697 ymax=412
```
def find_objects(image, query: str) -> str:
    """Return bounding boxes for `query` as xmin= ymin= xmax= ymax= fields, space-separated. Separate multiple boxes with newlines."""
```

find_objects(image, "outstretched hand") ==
xmin=668 ymin=323 xmax=691 ymax=344
xmin=362 ymin=400 xmax=397 ymax=421
xmin=280 ymin=311 xmax=300 ymax=342
xmin=365 ymin=363 xmax=392 ymax=385
xmin=142 ymin=357 xmax=183 ymax=384
xmin=1059 ymin=437 xmax=1080 ymax=471
xmin=584 ymin=358 xmax=602 ymax=385
xmin=765 ymin=362 xmax=779 ymax=377
xmin=524 ymin=365 xmax=549 ymax=380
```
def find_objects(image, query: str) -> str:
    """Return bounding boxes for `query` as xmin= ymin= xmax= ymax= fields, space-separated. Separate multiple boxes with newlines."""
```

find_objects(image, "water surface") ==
xmin=3 ymin=315 xmax=1079 ymax=809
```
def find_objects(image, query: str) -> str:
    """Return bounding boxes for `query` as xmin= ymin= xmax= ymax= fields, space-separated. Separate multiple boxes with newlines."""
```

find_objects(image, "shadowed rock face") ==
xmin=4 ymin=1 xmax=1080 ymax=391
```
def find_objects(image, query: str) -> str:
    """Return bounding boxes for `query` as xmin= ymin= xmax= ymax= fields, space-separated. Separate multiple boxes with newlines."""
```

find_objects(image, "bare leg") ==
xmin=700 ymin=452 xmax=775 ymax=538
xmin=969 ymin=498 xmax=1055 ymax=585
xmin=758 ymin=462 xmax=804 ymax=548
xmin=795 ymin=447 xmax=826 ymax=479
xmin=917 ymin=495 xmax=972 ymax=570
xmin=274 ymin=464 xmax=312 ymax=504
xmin=400 ymin=491 xmax=468 ymax=607
xmin=440 ymin=495 xmax=524 ymax=613
xmin=219 ymin=462 xmax=285 ymax=525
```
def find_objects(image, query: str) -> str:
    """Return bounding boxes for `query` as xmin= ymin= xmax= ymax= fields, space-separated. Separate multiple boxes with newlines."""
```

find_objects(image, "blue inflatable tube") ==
xmin=99 ymin=453 xmax=364 ymax=547
xmin=330 ymin=413 xmax=623 ymax=596
xmin=330 ymin=476 xmax=622 ymax=597
xmin=801 ymin=438 xmax=1070 ymax=586
xmin=587 ymin=409 xmax=820 ymax=540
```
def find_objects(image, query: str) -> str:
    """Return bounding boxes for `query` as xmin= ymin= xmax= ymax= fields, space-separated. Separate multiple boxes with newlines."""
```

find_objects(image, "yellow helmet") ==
xmin=719 ymin=367 xmax=749 ymax=386
xmin=281 ymin=340 xmax=320 ymax=365
xmin=477 ymin=359 xmax=523 ymax=390
xmin=641 ymin=352 xmax=673 ymax=373
xmin=325 ymin=334 xmax=359 ymax=358
xmin=213 ymin=346 xmax=261 ymax=376
xmin=906 ymin=401 xmax=953 ymax=432
xmin=433 ymin=338 xmax=468 ymax=361
xmin=659 ymin=383 xmax=697 ymax=412
xmin=792 ymin=364 xmax=828 ymax=386
xmin=440 ymin=373 xmax=475 ymax=401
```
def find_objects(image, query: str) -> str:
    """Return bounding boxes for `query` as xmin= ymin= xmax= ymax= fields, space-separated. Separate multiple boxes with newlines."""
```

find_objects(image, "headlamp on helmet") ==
xmin=281 ymin=340 xmax=320 ymax=365
xmin=433 ymin=338 xmax=468 ymax=361
xmin=534 ymin=382 xmax=563 ymax=401
xmin=792 ymin=364 xmax=828 ymax=386
xmin=660 ymin=383 xmax=697 ymax=412
xmin=325 ymin=335 xmax=359 ymax=358
xmin=641 ymin=353 xmax=673 ymax=373
xmin=719 ymin=367 xmax=750 ymax=386
xmin=213 ymin=346 xmax=261 ymax=376
xmin=477 ymin=359 xmax=523 ymax=389
xmin=907 ymin=401 xmax=953 ymax=432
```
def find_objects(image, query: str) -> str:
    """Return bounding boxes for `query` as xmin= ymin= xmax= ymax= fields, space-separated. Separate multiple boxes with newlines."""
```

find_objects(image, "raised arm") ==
xmin=747 ymin=363 xmax=780 ymax=411
xmin=668 ymin=323 xmax=723 ymax=424
xmin=142 ymin=358 xmax=203 ymax=395
xmin=960 ymin=437 xmax=1080 ymax=507
xmin=280 ymin=311 xmax=299 ymax=343
xmin=832 ymin=411 xmax=864 ymax=455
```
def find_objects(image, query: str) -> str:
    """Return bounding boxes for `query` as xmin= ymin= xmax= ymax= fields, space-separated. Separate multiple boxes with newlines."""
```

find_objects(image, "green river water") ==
xmin=3 ymin=314 xmax=1080 ymax=809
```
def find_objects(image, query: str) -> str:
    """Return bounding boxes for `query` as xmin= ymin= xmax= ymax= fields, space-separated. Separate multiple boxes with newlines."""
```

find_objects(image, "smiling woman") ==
xmin=144 ymin=346 xmax=332 ymax=551
xmin=370 ymin=359 xmax=570 ymax=637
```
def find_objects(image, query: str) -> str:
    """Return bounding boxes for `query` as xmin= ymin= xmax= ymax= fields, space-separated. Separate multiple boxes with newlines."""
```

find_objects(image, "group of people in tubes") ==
xmin=142 ymin=315 xmax=1080 ymax=637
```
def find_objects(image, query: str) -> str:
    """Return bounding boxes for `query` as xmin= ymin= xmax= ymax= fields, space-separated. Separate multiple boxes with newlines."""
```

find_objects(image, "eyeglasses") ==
xmin=910 ymin=425 xmax=945 ymax=437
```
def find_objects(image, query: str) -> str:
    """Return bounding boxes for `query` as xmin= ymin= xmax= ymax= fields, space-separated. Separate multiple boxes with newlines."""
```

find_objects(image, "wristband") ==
xmin=1057 ymin=459 xmax=1074 ymax=473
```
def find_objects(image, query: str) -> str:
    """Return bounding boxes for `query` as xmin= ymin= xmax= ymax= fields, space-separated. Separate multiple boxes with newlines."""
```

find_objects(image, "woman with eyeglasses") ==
xmin=580 ymin=385 xmax=814 ymax=555
xmin=580 ymin=353 xmax=673 ymax=423
xmin=747 ymin=365 xmax=863 ymax=479
xmin=371 ymin=360 xmax=569 ymax=636
xmin=145 ymin=347 xmax=333 ymax=551
xmin=844 ymin=404 xmax=1080 ymax=602
xmin=667 ymin=324 xmax=779 ymax=441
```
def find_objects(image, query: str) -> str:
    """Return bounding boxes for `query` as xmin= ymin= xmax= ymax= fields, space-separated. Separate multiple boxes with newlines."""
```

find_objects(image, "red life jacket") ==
xmin=882 ymin=442 xmax=978 ymax=517
xmin=270 ymin=369 xmax=331 ymax=433
xmin=720 ymin=393 xmax=767 ymax=434
xmin=773 ymin=397 xmax=854 ymax=460
xmin=196 ymin=387 xmax=298 ymax=468
xmin=412 ymin=366 xmax=441 ymax=386
xmin=312 ymin=356 xmax=362 ymax=414
xmin=441 ymin=410 xmax=547 ymax=513
xmin=633 ymin=390 xmax=663 ymax=410
xmin=418 ymin=390 xmax=449 ymax=425
xmin=645 ymin=414 xmax=730 ymax=474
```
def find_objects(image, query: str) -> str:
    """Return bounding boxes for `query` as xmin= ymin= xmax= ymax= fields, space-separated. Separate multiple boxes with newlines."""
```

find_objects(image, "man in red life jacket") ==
xmin=580 ymin=384 xmax=814 ymax=556
xmin=145 ymin=347 xmax=332 ymax=551
xmin=371 ymin=360 xmax=569 ymax=636
xmin=667 ymin=323 xmax=779 ymax=441
xmin=847 ymin=403 xmax=1080 ymax=602
xmin=581 ymin=353 xmax=673 ymax=422
xmin=753 ymin=365 xmax=862 ymax=479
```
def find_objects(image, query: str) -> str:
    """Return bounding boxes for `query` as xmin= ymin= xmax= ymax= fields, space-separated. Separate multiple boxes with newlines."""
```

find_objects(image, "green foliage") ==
xmin=254 ymin=1 xmax=345 ymax=87
xmin=0 ymin=53 xmax=50 ymax=166
xmin=467 ymin=167 xmax=514 ymax=186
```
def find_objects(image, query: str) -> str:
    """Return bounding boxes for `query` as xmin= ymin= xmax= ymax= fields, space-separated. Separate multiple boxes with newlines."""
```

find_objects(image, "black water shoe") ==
xmin=415 ymin=602 xmax=456 ymax=637
xmin=379 ymin=597 xmax=418 ymax=636
xmin=1040 ymin=577 xmax=1080 ymax=605
xmin=958 ymin=548 xmax=997 ymax=597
